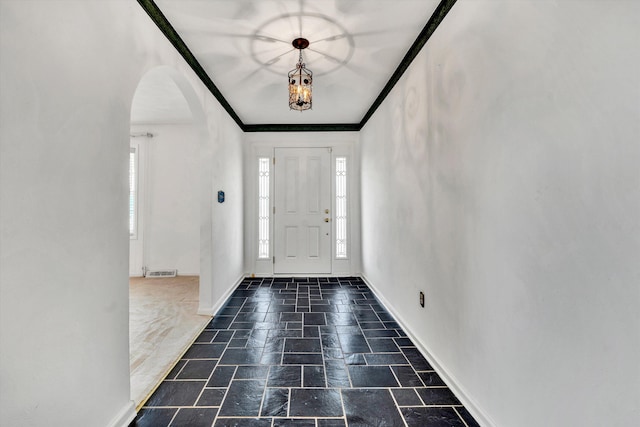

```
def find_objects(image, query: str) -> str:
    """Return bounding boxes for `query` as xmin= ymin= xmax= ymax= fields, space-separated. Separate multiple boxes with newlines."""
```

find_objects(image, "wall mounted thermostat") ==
xmin=218 ymin=191 xmax=225 ymax=203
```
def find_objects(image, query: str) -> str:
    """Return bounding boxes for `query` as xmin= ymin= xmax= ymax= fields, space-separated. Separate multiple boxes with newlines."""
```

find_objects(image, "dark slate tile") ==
xmin=348 ymin=365 xmax=399 ymax=387
xmin=208 ymin=316 xmax=235 ymax=329
xmin=183 ymin=343 xmax=226 ymax=359
xmin=316 ymin=420 xmax=347 ymax=427
xmin=213 ymin=417 xmax=272 ymax=427
xmin=384 ymin=321 xmax=402 ymax=330
xmin=239 ymin=312 xmax=269 ymax=322
xmin=263 ymin=337 xmax=285 ymax=353
xmin=323 ymin=347 xmax=344 ymax=360
xmin=269 ymin=329 xmax=303 ymax=339
xmin=272 ymin=419 xmax=315 ymax=427
xmin=401 ymin=407 xmax=465 ymax=427
xmin=218 ymin=380 xmax=266 ymax=416
xmin=232 ymin=330 xmax=252 ymax=339
xmin=281 ymin=312 xmax=303 ymax=322
xmin=207 ymin=366 xmax=236 ymax=387
xmin=254 ymin=322 xmax=279 ymax=330
xmin=165 ymin=360 xmax=187 ymax=379
xmin=402 ymin=348 xmax=433 ymax=371
xmin=376 ymin=312 xmax=395 ymax=322
xmin=176 ymin=360 xmax=218 ymax=380
xmin=363 ymin=329 xmax=399 ymax=338
xmin=267 ymin=366 xmax=302 ymax=387
xmin=218 ymin=297 xmax=247 ymax=310
xmin=269 ymin=304 xmax=296 ymax=312
xmin=320 ymin=325 xmax=337 ymax=334
xmin=220 ymin=348 xmax=262 ymax=365
xmin=145 ymin=380 xmax=206 ymax=407
xmin=339 ymin=334 xmax=371 ymax=353
xmin=416 ymin=388 xmax=462 ymax=405
xmin=364 ymin=353 xmax=409 ymax=365
xmin=282 ymin=353 xmax=324 ymax=365
xmin=170 ymin=408 xmax=218 ymax=427
xmin=311 ymin=304 xmax=340 ymax=313
xmin=260 ymin=352 xmax=283 ymax=365
xmin=248 ymin=302 xmax=271 ymax=312
xmin=353 ymin=310 xmax=379 ymax=321
xmin=325 ymin=313 xmax=357 ymax=326
xmin=246 ymin=335 xmax=268 ymax=348
xmin=359 ymin=321 xmax=385 ymax=329
xmin=234 ymin=365 xmax=270 ymax=379
xmin=289 ymin=388 xmax=344 ymax=417
xmin=303 ymin=326 xmax=320 ymax=337
xmin=228 ymin=338 xmax=248 ymax=348
xmin=196 ymin=388 xmax=226 ymax=406
xmin=284 ymin=338 xmax=322 ymax=353
xmin=367 ymin=339 xmax=400 ymax=353
xmin=195 ymin=330 xmax=216 ymax=343
xmin=341 ymin=389 xmax=404 ymax=427
xmin=303 ymin=365 xmax=326 ymax=387
xmin=394 ymin=337 xmax=414 ymax=347
xmin=391 ymin=388 xmax=423 ymax=406
xmin=418 ymin=371 xmax=447 ymax=386
xmin=261 ymin=387 xmax=289 ymax=417
xmin=303 ymin=312 xmax=326 ymax=325
xmin=335 ymin=326 xmax=361 ymax=334
xmin=131 ymin=408 xmax=176 ymax=427
xmin=230 ymin=321 xmax=256 ymax=330
xmin=321 ymin=334 xmax=341 ymax=348
xmin=287 ymin=321 xmax=303 ymax=330
xmin=344 ymin=354 xmax=366 ymax=365
xmin=391 ymin=366 xmax=424 ymax=387
xmin=325 ymin=359 xmax=351 ymax=388
xmin=456 ymin=407 xmax=481 ymax=427
xmin=262 ymin=313 xmax=281 ymax=323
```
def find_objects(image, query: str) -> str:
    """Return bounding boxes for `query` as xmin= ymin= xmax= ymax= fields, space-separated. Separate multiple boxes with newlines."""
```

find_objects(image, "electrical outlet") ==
xmin=419 ymin=291 xmax=425 ymax=308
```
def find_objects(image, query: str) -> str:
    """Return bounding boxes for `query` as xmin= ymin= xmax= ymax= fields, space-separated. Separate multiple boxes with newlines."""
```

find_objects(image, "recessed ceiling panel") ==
xmin=153 ymin=0 xmax=440 ymax=125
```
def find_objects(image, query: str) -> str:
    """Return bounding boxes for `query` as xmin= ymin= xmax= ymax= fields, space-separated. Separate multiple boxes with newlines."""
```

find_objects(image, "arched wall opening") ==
xmin=128 ymin=65 xmax=213 ymax=406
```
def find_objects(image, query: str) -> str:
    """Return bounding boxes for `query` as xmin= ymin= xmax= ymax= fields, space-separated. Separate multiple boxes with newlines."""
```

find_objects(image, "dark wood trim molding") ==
xmin=358 ymin=0 xmax=458 ymax=130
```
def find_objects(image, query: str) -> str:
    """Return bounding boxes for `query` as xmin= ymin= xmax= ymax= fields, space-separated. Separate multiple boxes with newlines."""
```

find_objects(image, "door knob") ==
xmin=324 ymin=218 xmax=330 ymax=222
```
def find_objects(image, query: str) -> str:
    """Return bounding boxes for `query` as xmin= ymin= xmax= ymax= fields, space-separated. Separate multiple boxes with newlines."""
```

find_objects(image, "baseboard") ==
xmin=197 ymin=274 xmax=245 ymax=316
xmin=361 ymin=274 xmax=496 ymax=427
xmin=107 ymin=400 xmax=136 ymax=427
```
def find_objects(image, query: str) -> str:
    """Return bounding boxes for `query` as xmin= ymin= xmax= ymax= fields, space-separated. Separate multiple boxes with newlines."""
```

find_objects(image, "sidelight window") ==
xmin=335 ymin=157 xmax=347 ymax=258
xmin=258 ymin=157 xmax=270 ymax=259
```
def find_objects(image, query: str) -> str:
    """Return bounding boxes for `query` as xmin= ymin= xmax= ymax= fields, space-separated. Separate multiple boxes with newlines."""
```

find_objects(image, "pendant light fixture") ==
xmin=288 ymin=38 xmax=312 ymax=111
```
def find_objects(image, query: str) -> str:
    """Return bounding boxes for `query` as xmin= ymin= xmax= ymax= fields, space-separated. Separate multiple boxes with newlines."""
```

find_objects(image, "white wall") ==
xmin=360 ymin=1 xmax=640 ymax=426
xmin=130 ymin=124 xmax=200 ymax=276
xmin=0 ymin=1 xmax=245 ymax=426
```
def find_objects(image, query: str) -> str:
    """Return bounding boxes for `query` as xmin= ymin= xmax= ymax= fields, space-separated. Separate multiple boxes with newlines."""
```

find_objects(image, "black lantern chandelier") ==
xmin=288 ymin=38 xmax=312 ymax=111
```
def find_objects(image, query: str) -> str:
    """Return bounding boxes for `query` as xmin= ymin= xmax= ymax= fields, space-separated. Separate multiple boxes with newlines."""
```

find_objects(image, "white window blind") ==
xmin=258 ymin=157 xmax=270 ymax=259
xmin=129 ymin=147 xmax=138 ymax=239
xmin=335 ymin=157 xmax=347 ymax=258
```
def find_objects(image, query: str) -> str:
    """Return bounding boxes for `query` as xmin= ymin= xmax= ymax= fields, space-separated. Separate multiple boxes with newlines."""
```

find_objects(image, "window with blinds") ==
xmin=335 ymin=157 xmax=347 ymax=258
xmin=258 ymin=157 xmax=270 ymax=259
xmin=129 ymin=147 xmax=138 ymax=239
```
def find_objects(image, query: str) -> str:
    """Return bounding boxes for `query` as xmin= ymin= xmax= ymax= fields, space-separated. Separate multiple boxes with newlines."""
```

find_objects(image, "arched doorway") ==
xmin=128 ymin=66 xmax=211 ymax=407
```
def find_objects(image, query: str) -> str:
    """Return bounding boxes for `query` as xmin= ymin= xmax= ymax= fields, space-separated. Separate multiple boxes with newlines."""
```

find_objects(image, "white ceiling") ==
xmin=135 ymin=0 xmax=442 ymax=126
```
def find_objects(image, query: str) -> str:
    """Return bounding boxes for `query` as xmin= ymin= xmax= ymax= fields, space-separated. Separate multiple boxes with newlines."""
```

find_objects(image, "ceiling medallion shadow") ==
xmin=249 ymin=13 xmax=354 ymax=77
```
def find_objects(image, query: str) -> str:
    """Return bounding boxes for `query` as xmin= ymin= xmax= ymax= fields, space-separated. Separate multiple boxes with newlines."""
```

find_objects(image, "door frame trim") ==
xmin=245 ymin=134 xmax=361 ymax=277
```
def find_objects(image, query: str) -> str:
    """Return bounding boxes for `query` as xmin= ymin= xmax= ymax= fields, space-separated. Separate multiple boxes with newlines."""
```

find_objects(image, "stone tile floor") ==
xmin=131 ymin=277 xmax=480 ymax=427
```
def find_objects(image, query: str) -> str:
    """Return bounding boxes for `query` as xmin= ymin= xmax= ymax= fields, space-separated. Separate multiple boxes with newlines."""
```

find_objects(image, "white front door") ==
xmin=274 ymin=147 xmax=331 ymax=274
